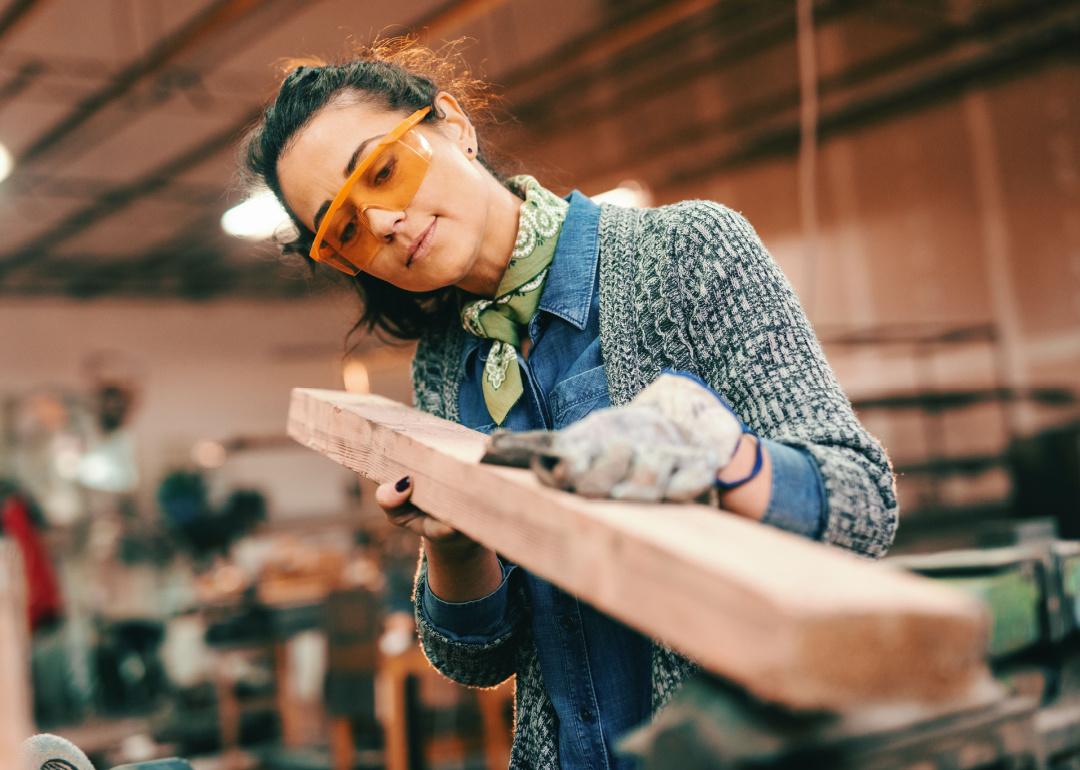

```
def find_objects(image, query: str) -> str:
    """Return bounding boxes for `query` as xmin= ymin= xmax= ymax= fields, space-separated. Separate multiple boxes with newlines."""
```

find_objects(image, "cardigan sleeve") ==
xmin=665 ymin=201 xmax=898 ymax=558
xmin=420 ymin=557 xmax=520 ymax=640
xmin=411 ymin=549 xmax=525 ymax=687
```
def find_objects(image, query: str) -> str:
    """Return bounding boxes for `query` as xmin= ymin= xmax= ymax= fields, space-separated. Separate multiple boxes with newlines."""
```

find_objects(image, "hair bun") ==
xmin=279 ymin=56 xmax=329 ymax=86
xmin=285 ymin=65 xmax=320 ymax=86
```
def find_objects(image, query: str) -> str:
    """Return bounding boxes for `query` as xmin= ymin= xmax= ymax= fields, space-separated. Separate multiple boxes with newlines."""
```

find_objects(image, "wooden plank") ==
xmin=288 ymin=388 xmax=992 ymax=710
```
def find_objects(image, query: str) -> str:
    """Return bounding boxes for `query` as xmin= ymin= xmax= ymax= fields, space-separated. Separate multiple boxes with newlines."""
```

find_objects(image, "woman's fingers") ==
xmin=374 ymin=476 xmax=466 ymax=543
xmin=375 ymin=476 xmax=414 ymax=510
xmin=574 ymin=442 xmax=633 ymax=497
xmin=375 ymin=477 xmax=425 ymax=536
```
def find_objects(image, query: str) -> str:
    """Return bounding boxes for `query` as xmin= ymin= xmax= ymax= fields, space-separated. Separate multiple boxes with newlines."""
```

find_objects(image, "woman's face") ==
xmin=277 ymin=92 xmax=490 ymax=292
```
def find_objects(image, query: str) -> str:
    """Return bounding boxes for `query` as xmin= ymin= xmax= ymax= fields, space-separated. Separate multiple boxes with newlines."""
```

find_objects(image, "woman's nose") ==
xmin=364 ymin=207 xmax=405 ymax=240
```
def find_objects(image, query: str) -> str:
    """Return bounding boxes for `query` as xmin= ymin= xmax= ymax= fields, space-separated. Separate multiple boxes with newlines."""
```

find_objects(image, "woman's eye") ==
xmin=340 ymin=218 xmax=357 ymax=245
xmin=374 ymin=158 xmax=396 ymax=185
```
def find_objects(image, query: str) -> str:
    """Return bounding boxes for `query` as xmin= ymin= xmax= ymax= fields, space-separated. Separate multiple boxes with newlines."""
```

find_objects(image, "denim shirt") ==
xmin=420 ymin=191 xmax=826 ymax=770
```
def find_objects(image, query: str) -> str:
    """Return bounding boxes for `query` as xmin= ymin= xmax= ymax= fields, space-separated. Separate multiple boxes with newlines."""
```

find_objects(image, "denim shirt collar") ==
xmin=536 ymin=189 xmax=600 ymax=331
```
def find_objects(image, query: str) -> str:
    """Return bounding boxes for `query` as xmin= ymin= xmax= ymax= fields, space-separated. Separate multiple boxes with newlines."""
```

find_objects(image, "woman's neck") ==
xmin=455 ymin=181 xmax=523 ymax=298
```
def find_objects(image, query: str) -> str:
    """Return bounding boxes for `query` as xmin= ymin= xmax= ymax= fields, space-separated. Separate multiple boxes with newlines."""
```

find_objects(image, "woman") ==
xmin=244 ymin=41 xmax=898 ymax=770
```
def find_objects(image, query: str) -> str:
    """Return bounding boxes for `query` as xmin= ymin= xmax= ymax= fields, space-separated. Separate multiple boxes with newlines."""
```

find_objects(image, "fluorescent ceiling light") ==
xmin=221 ymin=190 xmax=294 ymax=240
xmin=0 ymin=142 xmax=12 ymax=184
xmin=591 ymin=180 xmax=652 ymax=208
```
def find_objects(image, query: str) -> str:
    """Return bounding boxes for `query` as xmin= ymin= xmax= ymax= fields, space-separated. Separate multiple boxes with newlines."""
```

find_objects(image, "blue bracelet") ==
xmin=654 ymin=368 xmax=763 ymax=491
xmin=714 ymin=432 xmax=765 ymax=491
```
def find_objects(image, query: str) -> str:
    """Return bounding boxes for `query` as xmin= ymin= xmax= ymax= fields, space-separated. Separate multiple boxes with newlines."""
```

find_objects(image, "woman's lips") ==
xmin=407 ymin=218 xmax=437 ymax=267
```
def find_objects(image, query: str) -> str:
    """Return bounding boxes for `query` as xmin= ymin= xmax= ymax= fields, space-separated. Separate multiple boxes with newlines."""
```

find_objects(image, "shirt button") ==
xmin=560 ymin=615 xmax=575 ymax=631
xmin=580 ymin=707 xmax=595 ymax=723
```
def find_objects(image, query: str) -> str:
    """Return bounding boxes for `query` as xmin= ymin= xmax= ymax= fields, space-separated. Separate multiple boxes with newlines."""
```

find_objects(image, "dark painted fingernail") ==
xmin=395 ymin=476 xmax=411 ymax=492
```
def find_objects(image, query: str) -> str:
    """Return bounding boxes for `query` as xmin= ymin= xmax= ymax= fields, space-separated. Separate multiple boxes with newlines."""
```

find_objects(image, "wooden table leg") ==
xmin=0 ymin=542 xmax=32 ymax=769
xmin=477 ymin=679 xmax=513 ymax=770
xmin=214 ymin=652 xmax=243 ymax=770
xmin=330 ymin=716 xmax=356 ymax=770
xmin=378 ymin=645 xmax=430 ymax=770
xmin=275 ymin=640 xmax=307 ymax=748
xmin=379 ymin=653 xmax=409 ymax=770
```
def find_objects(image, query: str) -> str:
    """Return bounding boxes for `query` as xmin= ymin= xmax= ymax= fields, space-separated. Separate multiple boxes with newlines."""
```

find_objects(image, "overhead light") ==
xmin=343 ymin=360 xmax=370 ymax=393
xmin=192 ymin=440 xmax=226 ymax=469
xmin=591 ymin=180 xmax=652 ymax=208
xmin=221 ymin=190 xmax=294 ymax=240
xmin=0 ymin=142 xmax=12 ymax=185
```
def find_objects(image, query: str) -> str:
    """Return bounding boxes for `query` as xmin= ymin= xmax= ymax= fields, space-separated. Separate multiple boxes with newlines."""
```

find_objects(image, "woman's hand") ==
xmin=531 ymin=372 xmax=750 ymax=502
xmin=375 ymin=475 xmax=503 ymax=601
xmin=374 ymin=475 xmax=481 ymax=555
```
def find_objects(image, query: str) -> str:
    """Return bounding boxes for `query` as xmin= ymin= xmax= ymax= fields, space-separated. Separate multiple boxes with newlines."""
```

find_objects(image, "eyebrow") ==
xmin=312 ymin=133 xmax=386 ymax=232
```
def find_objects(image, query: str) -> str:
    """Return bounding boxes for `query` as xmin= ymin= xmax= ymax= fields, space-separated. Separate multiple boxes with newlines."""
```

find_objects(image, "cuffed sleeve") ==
xmin=411 ymin=549 xmax=525 ymax=688
xmin=420 ymin=558 xmax=518 ymax=642
xmin=760 ymin=438 xmax=826 ymax=539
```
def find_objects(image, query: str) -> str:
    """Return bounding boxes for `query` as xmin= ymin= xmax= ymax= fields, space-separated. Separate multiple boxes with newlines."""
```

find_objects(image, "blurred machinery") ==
xmin=626 ymin=538 xmax=1080 ymax=769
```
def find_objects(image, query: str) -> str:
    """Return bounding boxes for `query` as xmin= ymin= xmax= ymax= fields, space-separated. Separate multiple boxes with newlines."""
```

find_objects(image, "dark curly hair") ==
xmin=241 ymin=38 xmax=512 ymax=343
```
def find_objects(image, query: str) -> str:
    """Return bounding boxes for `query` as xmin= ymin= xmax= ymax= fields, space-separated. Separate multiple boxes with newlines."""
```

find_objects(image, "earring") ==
xmin=466 ymin=147 xmax=474 ymax=155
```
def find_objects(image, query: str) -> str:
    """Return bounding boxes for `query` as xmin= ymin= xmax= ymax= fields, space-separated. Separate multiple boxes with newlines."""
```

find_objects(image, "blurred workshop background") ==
xmin=0 ymin=0 xmax=1077 ymax=768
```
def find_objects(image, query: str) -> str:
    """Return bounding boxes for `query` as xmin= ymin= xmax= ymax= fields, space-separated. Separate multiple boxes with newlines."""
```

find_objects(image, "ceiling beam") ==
xmin=6 ymin=173 xmax=225 ymax=205
xmin=12 ymin=0 xmax=311 ymax=172
xmin=654 ymin=3 xmax=1080 ymax=192
xmin=558 ymin=0 xmax=1076 ymax=192
xmin=5 ymin=254 xmax=300 ymax=299
xmin=512 ymin=1 xmax=855 ymax=132
xmin=411 ymin=0 xmax=510 ymax=42
xmin=498 ymin=0 xmax=723 ymax=101
xmin=0 ymin=0 xmax=45 ymax=42
xmin=0 ymin=53 xmax=271 ymax=107
xmin=0 ymin=59 xmax=44 ymax=111
xmin=0 ymin=0 xmax=523 ymax=286
xmin=507 ymin=3 xmax=743 ymax=120
xmin=0 ymin=105 xmax=263 ymax=275
xmin=0 ymin=0 xmax=811 ymax=293
xmin=4 ymin=207 xmax=298 ymax=299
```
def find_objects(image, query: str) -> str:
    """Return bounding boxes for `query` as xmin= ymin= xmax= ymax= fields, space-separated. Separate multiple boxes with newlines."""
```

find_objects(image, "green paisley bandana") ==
xmin=461 ymin=175 xmax=569 ymax=425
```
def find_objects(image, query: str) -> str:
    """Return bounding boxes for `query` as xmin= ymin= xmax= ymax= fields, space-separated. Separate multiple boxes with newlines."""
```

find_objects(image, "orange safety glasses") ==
xmin=309 ymin=106 xmax=434 ymax=275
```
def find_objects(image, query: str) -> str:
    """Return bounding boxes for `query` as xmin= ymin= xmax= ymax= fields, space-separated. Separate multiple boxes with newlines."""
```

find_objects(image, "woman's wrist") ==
xmin=717 ymin=434 xmax=759 ymax=484
xmin=424 ymin=533 xmax=487 ymax=561
xmin=715 ymin=435 xmax=771 ymax=520
xmin=425 ymin=539 xmax=503 ymax=602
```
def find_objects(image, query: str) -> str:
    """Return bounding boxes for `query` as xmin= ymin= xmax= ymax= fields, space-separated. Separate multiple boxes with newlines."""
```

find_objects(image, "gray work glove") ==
xmin=528 ymin=371 xmax=751 ymax=502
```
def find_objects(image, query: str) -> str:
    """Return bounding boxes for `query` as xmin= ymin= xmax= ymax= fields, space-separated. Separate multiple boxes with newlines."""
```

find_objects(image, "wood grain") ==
xmin=289 ymin=388 xmax=992 ymax=710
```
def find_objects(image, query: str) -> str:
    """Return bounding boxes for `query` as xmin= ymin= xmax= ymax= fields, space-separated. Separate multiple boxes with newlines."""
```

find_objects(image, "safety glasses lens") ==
xmin=313 ymin=130 xmax=432 ymax=274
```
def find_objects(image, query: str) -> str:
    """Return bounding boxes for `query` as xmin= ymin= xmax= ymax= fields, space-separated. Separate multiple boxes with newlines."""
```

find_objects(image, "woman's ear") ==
xmin=433 ymin=91 xmax=477 ymax=156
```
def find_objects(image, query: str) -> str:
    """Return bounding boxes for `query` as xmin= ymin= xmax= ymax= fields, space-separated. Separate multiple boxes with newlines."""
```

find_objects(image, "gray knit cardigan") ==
xmin=409 ymin=201 xmax=898 ymax=769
